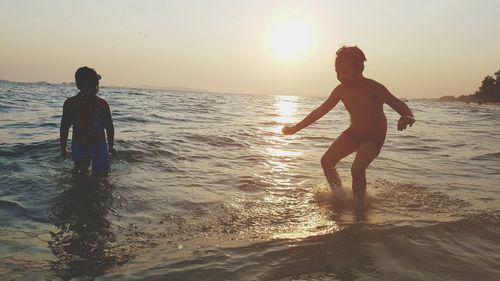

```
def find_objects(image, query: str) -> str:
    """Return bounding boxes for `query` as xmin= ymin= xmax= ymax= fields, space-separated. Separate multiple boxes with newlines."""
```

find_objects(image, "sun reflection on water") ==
xmin=273 ymin=95 xmax=299 ymax=124
xmin=264 ymin=95 xmax=302 ymax=165
xmin=256 ymin=95 xmax=342 ymax=239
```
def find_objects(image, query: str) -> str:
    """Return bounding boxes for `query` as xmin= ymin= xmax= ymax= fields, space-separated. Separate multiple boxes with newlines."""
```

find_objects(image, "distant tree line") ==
xmin=439 ymin=69 xmax=500 ymax=103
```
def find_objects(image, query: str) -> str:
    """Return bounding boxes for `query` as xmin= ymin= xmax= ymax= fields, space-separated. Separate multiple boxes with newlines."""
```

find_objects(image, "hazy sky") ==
xmin=1 ymin=0 xmax=499 ymax=98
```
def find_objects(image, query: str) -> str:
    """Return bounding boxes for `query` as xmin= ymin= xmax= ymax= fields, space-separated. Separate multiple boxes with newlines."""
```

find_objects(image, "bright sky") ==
xmin=1 ymin=0 xmax=499 ymax=98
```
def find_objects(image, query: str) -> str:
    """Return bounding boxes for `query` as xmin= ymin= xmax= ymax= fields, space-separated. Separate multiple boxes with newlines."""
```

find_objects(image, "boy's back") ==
xmin=62 ymin=93 xmax=112 ymax=145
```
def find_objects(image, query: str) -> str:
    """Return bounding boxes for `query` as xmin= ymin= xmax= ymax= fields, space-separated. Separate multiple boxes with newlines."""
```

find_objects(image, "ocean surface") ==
xmin=0 ymin=80 xmax=499 ymax=281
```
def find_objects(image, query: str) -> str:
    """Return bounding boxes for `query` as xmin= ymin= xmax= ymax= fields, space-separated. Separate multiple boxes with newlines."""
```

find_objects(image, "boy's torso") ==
xmin=338 ymin=79 xmax=387 ymax=136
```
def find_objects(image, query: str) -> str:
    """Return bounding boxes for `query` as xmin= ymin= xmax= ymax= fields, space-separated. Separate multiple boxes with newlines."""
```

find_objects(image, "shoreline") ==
xmin=484 ymin=101 xmax=500 ymax=107
xmin=436 ymin=99 xmax=500 ymax=107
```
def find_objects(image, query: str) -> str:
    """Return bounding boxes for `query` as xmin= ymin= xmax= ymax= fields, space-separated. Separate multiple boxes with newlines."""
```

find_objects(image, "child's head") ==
xmin=75 ymin=66 xmax=101 ymax=96
xmin=334 ymin=46 xmax=366 ymax=84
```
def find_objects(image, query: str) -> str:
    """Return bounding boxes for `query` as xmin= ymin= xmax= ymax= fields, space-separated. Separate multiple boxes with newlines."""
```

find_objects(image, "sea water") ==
xmin=0 ymin=80 xmax=499 ymax=281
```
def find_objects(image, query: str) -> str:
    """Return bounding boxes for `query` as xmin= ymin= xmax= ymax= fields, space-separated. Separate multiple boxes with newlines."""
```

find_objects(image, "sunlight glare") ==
xmin=265 ymin=147 xmax=302 ymax=158
xmin=269 ymin=19 xmax=314 ymax=62
xmin=273 ymin=95 xmax=298 ymax=124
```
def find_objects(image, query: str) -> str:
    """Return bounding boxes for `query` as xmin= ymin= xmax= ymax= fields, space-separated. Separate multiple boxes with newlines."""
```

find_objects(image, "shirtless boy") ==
xmin=282 ymin=46 xmax=414 ymax=199
xmin=60 ymin=66 xmax=117 ymax=176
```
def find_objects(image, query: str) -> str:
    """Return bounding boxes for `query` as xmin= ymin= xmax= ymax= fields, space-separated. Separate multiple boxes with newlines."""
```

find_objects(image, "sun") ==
xmin=269 ymin=19 xmax=314 ymax=62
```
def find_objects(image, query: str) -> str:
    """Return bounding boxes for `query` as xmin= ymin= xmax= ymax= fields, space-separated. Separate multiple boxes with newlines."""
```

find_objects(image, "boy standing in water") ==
xmin=60 ymin=66 xmax=117 ymax=176
xmin=282 ymin=46 xmax=414 ymax=201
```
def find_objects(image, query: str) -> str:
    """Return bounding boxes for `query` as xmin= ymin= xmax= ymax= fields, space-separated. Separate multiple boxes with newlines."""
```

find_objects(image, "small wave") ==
xmin=215 ymin=176 xmax=268 ymax=192
xmin=0 ymin=199 xmax=27 ymax=214
xmin=115 ymin=116 xmax=150 ymax=123
xmin=114 ymin=148 xmax=184 ymax=164
xmin=301 ymin=136 xmax=334 ymax=142
xmin=0 ymin=199 xmax=49 ymax=225
xmin=114 ymin=139 xmax=185 ymax=164
xmin=105 ymin=212 xmax=500 ymax=281
xmin=259 ymin=120 xmax=286 ymax=126
xmin=264 ymin=212 xmax=500 ymax=280
xmin=0 ymin=139 xmax=58 ymax=159
xmin=147 ymin=113 xmax=189 ymax=122
xmin=4 ymin=121 xmax=59 ymax=129
xmin=370 ymin=180 xmax=471 ymax=219
xmin=128 ymin=92 xmax=144 ymax=96
xmin=471 ymin=151 xmax=500 ymax=160
xmin=179 ymin=132 xmax=247 ymax=148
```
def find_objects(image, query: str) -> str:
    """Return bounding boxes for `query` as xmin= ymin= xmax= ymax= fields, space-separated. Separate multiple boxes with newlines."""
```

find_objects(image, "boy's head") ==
xmin=75 ymin=66 xmax=101 ymax=96
xmin=334 ymin=46 xmax=366 ymax=84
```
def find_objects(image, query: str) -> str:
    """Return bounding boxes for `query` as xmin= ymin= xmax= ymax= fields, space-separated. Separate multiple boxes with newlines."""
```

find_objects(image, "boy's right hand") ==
xmin=282 ymin=125 xmax=297 ymax=135
xmin=397 ymin=116 xmax=415 ymax=131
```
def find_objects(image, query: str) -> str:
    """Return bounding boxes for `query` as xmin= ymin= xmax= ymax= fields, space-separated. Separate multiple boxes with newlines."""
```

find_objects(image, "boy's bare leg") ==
xmin=321 ymin=133 xmax=358 ymax=189
xmin=330 ymin=169 xmax=342 ymax=188
xmin=351 ymin=142 xmax=380 ymax=197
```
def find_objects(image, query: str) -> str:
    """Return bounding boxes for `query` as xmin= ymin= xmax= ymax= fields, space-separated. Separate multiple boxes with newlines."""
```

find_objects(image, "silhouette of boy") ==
xmin=60 ymin=66 xmax=117 ymax=176
xmin=282 ymin=46 xmax=414 ymax=201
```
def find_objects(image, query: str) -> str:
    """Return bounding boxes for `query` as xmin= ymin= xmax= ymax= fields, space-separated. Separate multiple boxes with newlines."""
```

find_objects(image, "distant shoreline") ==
xmin=438 ymin=69 xmax=499 ymax=106
xmin=437 ymin=98 xmax=500 ymax=107
xmin=0 ymin=78 xmax=299 ymax=97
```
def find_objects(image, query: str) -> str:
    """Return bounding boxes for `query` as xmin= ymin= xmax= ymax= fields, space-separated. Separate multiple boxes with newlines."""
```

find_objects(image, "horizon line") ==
xmin=0 ymin=77 xmax=425 ymax=100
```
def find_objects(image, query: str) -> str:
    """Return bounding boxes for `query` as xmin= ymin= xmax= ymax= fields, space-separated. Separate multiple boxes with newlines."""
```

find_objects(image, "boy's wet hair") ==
xmin=335 ymin=46 xmax=366 ymax=71
xmin=75 ymin=66 xmax=101 ymax=86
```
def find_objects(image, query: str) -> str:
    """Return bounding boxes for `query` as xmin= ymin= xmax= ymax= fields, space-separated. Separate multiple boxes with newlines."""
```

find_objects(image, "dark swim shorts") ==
xmin=71 ymin=141 xmax=110 ymax=173
xmin=343 ymin=127 xmax=386 ymax=150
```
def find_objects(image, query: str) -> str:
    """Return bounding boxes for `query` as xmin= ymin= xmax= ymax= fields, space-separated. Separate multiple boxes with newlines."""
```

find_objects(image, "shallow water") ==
xmin=0 ymin=80 xmax=499 ymax=281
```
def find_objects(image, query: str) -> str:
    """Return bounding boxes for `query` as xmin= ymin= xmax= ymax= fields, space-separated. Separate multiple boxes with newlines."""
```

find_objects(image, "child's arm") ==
xmin=377 ymin=84 xmax=415 ymax=131
xmin=282 ymin=87 xmax=341 ymax=135
xmin=103 ymin=102 xmax=117 ymax=156
xmin=59 ymin=100 xmax=71 ymax=159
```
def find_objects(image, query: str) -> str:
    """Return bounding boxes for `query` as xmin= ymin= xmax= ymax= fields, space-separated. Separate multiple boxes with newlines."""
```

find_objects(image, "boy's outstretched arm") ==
xmin=282 ymin=88 xmax=341 ymax=135
xmin=377 ymin=84 xmax=415 ymax=131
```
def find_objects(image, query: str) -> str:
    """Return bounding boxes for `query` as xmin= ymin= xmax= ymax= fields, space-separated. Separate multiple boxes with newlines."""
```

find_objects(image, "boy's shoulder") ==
xmin=363 ymin=78 xmax=389 ymax=96
xmin=332 ymin=83 xmax=347 ymax=95
xmin=95 ymin=95 xmax=108 ymax=103
xmin=95 ymin=95 xmax=110 ymax=109
xmin=332 ymin=78 xmax=384 ymax=96
xmin=63 ymin=94 xmax=109 ymax=108
xmin=364 ymin=78 xmax=385 ymax=88
xmin=363 ymin=78 xmax=392 ymax=101
xmin=64 ymin=94 xmax=80 ymax=106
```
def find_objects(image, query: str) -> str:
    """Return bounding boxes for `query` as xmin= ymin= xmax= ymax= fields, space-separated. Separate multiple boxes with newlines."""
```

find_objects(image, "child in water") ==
xmin=60 ymin=66 xmax=117 ymax=176
xmin=282 ymin=46 xmax=415 ymax=202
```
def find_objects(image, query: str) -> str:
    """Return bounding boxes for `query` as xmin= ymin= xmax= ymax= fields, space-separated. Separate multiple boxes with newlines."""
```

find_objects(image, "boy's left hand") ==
xmin=109 ymin=147 xmax=118 ymax=157
xmin=397 ymin=116 xmax=415 ymax=131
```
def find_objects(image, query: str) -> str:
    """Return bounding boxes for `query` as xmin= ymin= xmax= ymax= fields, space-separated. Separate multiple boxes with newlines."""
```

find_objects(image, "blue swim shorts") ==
xmin=71 ymin=141 xmax=110 ymax=174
